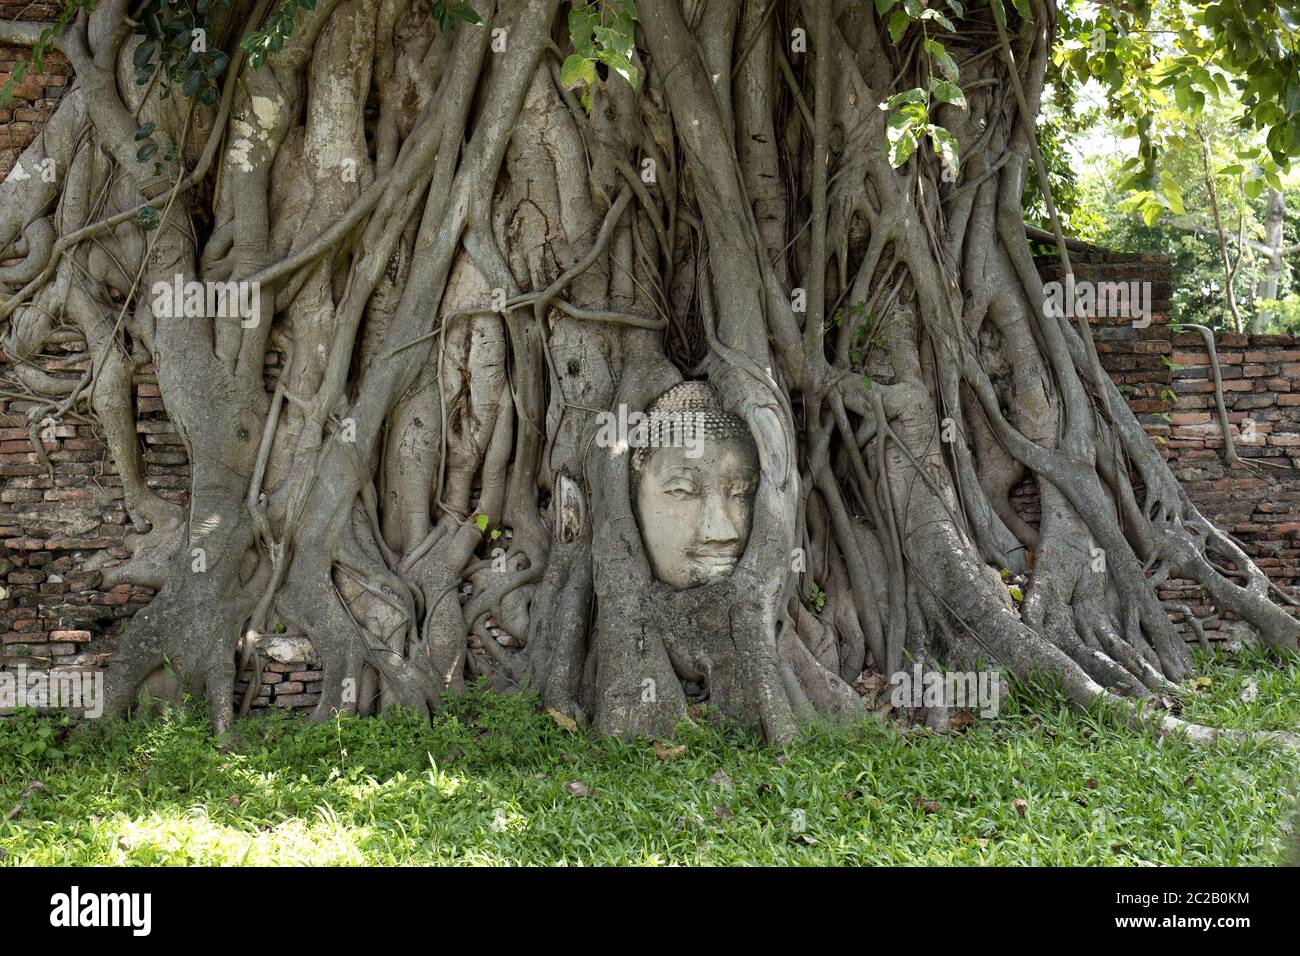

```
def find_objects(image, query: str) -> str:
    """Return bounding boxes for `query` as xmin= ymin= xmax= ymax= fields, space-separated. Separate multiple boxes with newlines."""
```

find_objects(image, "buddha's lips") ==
xmin=689 ymin=551 xmax=741 ymax=574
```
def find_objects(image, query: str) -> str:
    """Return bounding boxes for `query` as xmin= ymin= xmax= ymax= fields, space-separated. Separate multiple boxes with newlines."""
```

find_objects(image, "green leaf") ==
xmin=874 ymin=0 xmax=895 ymax=13
xmin=473 ymin=513 xmax=490 ymax=533
xmin=924 ymin=38 xmax=960 ymax=82
xmin=206 ymin=50 xmax=230 ymax=79
xmin=568 ymin=2 xmax=599 ymax=57
xmin=890 ymin=129 xmax=918 ymax=167
xmin=929 ymin=124 xmax=960 ymax=172
xmin=888 ymin=8 xmax=910 ymax=44
xmin=595 ymin=22 xmax=634 ymax=54
xmin=135 ymin=122 xmax=155 ymax=141
xmin=1140 ymin=196 xmax=1163 ymax=227
xmin=453 ymin=3 xmax=483 ymax=26
xmin=928 ymin=77 xmax=967 ymax=109
xmin=1158 ymin=173 xmax=1184 ymax=215
xmin=133 ymin=40 xmax=155 ymax=70
xmin=560 ymin=53 xmax=595 ymax=89
xmin=136 ymin=142 xmax=159 ymax=162
xmin=1009 ymin=0 xmax=1032 ymax=20
xmin=886 ymin=111 xmax=921 ymax=167
xmin=918 ymin=9 xmax=956 ymax=32
xmin=596 ymin=48 xmax=639 ymax=88
xmin=883 ymin=87 xmax=927 ymax=111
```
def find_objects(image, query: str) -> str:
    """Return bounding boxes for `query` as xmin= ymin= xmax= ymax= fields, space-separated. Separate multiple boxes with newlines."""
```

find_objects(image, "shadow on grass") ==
xmin=1 ymin=657 xmax=1297 ymax=865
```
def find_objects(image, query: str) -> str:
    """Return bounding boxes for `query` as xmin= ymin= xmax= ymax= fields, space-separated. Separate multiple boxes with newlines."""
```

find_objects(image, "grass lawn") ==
xmin=2 ymin=645 xmax=1297 ymax=866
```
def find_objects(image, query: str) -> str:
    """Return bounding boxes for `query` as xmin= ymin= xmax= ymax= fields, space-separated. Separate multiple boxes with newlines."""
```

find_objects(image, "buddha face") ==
xmin=635 ymin=435 xmax=760 ymax=589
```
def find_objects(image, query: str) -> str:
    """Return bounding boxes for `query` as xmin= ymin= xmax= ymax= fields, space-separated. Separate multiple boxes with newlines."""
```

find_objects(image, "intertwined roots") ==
xmin=0 ymin=0 xmax=1295 ymax=747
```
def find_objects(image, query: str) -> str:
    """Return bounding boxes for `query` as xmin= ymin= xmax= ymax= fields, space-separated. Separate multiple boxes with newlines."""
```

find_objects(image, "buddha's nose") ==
xmin=698 ymin=490 xmax=739 ymax=545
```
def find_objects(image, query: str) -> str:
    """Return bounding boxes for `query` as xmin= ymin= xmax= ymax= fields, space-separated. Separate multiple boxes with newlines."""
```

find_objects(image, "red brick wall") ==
xmin=1028 ymin=252 xmax=1300 ymax=637
xmin=0 ymin=3 xmax=70 ymax=179
xmin=0 ymin=347 xmax=175 ymax=680
xmin=1158 ymin=332 xmax=1300 ymax=631
xmin=0 ymin=341 xmax=318 ymax=708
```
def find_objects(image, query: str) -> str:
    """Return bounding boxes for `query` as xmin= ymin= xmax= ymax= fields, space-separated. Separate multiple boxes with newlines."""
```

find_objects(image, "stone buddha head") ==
xmin=631 ymin=382 xmax=760 ymax=589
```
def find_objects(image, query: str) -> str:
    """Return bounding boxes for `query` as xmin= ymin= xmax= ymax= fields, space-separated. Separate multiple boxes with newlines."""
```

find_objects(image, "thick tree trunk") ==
xmin=1254 ymin=187 xmax=1285 ymax=331
xmin=2 ymin=0 xmax=1296 ymax=746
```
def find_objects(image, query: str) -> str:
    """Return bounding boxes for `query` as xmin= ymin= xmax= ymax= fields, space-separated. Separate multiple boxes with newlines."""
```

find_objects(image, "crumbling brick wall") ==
xmin=0 ymin=3 xmax=69 ymax=179
xmin=1158 ymin=332 xmax=1300 ymax=630
xmin=1026 ymin=252 xmax=1300 ymax=637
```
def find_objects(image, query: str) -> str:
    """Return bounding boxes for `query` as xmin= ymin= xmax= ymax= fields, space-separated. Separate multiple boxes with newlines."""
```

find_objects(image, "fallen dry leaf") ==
xmin=912 ymin=798 xmax=941 ymax=814
xmin=547 ymin=708 xmax=579 ymax=732
xmin=1012 ymin=798 xmax=1028 ymax=819
xmin=713 ymin=804 xmax=734 ymax=822
xmin=948 ymin=708 xmax=975 ymax=732
xmin=853 ymin=671 xmax=890 ymax=695
xmin=652 ymin=741 xmax=686 ymax=760
xmin=563 ymin=780 xmax=592 ymax=798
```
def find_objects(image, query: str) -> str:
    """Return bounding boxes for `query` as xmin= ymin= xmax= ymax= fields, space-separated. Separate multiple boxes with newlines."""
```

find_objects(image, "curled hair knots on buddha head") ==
xmin=630 ymin=381 xmax=750 ymax=475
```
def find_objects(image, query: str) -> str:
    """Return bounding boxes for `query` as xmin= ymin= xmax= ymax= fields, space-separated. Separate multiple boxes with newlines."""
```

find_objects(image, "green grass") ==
xmin=1 ymin=646 xmax=1297 ymax=866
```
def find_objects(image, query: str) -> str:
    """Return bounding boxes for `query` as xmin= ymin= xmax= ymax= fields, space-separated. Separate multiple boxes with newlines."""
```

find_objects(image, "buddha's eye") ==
xmin=662 ymin=481 xmax=699 ymax=498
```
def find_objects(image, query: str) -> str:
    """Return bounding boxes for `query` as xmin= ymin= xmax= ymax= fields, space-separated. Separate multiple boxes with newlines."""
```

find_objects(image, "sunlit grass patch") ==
xmin=1 ymin=651 xmax=1296 ymax=866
